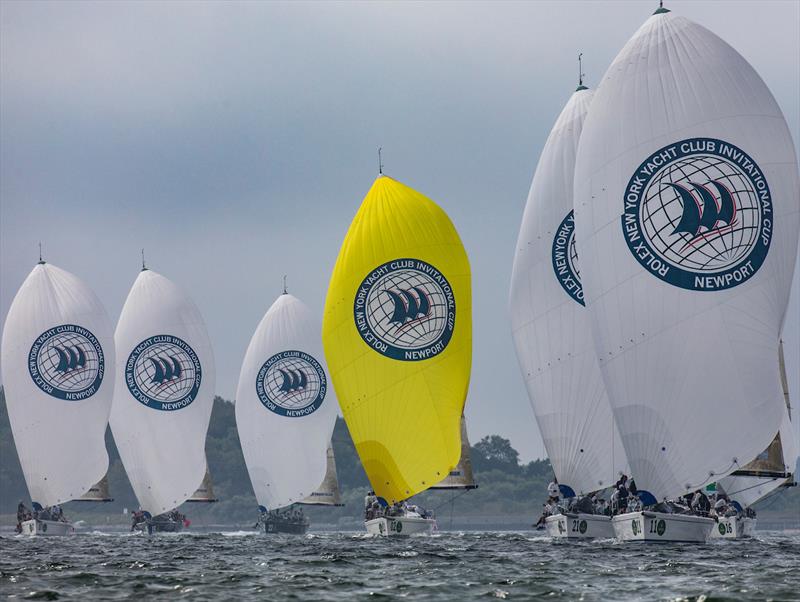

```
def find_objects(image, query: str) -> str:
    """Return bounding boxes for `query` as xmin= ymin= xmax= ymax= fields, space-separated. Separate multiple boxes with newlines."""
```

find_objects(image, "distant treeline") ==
xmin=1 ymin=390 xmax=797 ymax=524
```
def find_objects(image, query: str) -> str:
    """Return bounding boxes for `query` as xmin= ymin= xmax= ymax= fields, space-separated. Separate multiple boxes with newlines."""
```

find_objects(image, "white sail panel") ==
xmin=1 ymin=262 xmax=115 ymax=507
xmin=510 ymin=87 xmax=627 ymax=495
xmin=573 ymin=9 xmax=800 ymax=501
xmin=299 ymin=443 xmax=344 ymax=506
xmin=109 ymin=269 xmax=215 ymax=514
xmin=75 ymin=475 xmax=113 ymax=502
xmin=236 ymin=294 xmax=338 ymax=510
xmin=186 ymin=467 xmax=218 ymax=502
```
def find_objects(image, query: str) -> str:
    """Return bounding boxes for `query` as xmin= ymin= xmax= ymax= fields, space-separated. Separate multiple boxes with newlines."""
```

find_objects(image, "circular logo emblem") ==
xmin=656 ymin=519 xmax=666 ymax=536
xmin=621 ymin=138 xmax=771 ymax=291
xmin=256 ymin=350 xmax=327 ymax=418
xmin=28 ymin=324 xmax=105 ymax=401
xmin=718 ymin=522 xmax=726 ymax=536
xmin=631 ymin=519 xmax=640 ymax=536
xmin=354 ymin=258 xmax=456 ymax=361
xmin=552 ymin=210 xmax=584 ymax=306
xmin=578 ymin=520 xmax=588 ymax=534
xmin=125 ymin=335 xmax=201 ymax=411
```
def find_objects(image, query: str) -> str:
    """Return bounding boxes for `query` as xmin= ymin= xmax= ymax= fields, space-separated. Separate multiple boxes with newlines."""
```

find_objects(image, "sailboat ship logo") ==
xmin=29 ymin=324 xmax=105 ymax=400
xmin=621 ymin=137 xmax=772 ymax=291
xmin=125 ymin=335 xmax=201 ymax=411
xmin=354 ymin=258 xmax=456 ymax=361
xmin=256 ymin=350 xmax=327 ymax=417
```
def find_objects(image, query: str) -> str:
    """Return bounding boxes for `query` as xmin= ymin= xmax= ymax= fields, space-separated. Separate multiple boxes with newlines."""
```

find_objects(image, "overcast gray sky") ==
xmin=2 ymin=0 xmax=798 ymax=461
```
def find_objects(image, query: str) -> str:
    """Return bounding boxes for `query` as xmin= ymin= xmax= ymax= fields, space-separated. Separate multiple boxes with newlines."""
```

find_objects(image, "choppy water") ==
xmin=1 ymin=529 xmax=798 ymax=600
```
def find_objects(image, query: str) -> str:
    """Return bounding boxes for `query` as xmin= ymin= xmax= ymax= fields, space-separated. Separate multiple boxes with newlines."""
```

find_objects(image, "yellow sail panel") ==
xmin=323 ymin=176 xmax=472 ymax=503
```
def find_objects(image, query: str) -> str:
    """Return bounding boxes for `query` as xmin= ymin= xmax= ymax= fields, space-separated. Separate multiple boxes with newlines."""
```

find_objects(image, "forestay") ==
xmin=236 ymin=294 xmax=338 ymax=510
xmin=509 ymin=85 xmax=627 ymax=495
xmin=322 ymin=175 xmax=472 ymax=503
xmin=109 ymin=269 xmax=215 ymax=515
xmin=573 ymin=8 xmax=800 ymax=501
xmin=1 ymin=262 xmax=115 ymax=507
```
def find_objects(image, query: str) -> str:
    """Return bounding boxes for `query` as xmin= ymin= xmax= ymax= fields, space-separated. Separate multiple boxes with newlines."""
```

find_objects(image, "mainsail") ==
xmin=572 ymin=7 xmax=800 ymax=502
xmin=1 ymin=262 xmax=115 ymax=507
xmin=74 ymin=475 xmax=114 ymax=502
xmin=186 ymin=467 xmax=218 ymax=503
xmin=322 ymin=175 xmax=472 ymax=503
xmin=718 ymin=340 xmax=798 ymax=507
xmin=299 ymin=443 xmax=345 ymax=506
xmin=430 ymin=415 xmax=477 ymax=490
xmin=109 ymin=268 xmax=215 ymax=515
xmin=509 ymin=83 xmax=627 ymax=496
xmin=235 ymin=293 xmax=338 ymax=510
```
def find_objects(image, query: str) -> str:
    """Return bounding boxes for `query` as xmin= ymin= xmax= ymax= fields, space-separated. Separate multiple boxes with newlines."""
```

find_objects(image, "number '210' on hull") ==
xmin=544 ymin=514 xmax=614 ymax=539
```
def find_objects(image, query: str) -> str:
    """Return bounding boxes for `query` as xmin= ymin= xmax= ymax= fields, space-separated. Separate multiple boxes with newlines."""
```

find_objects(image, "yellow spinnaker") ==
xmin=323 ymin=175 xmax=472 ymax=503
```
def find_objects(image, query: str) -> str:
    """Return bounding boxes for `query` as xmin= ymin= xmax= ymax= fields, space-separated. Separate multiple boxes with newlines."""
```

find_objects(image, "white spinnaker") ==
xmin=573 ymin=9 xmax=800 ymax=501
xmin=109 ymin=269 xmax=215 ymax=514
xmin=236 ymin=294 xmax=338 ymax=510
xmin=510 ymin=87 xmax=627 ymax=495
xmin=1 ymin=262 xmax=114 ymax=507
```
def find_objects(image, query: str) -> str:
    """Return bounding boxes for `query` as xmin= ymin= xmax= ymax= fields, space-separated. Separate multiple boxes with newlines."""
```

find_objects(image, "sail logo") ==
xmin=354 ymin=258 xmax=456 ymax=361
xmin=622 ymin=138 xmax=771 ymax=291
xmin=28 ymin=324 xmax=105 ymax=401
xmin=551 ymin=210 xmax=584 ymax=305
xmin=125 ymin=335 xmax=201 ymax=411
xmin=256 ymin=350 xmax=327 ymax=417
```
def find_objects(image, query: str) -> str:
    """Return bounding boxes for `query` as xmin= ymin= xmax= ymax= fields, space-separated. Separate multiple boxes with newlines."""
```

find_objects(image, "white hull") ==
xmin=709 ymin=516 xmax=756 ymax=539
xmin=612 ymin=511 xmax=714 ymax=543
xmin=365 ymin=516 xmax=436 ymax=537
xmin=544 ymin=513 xmax=614 ymax=539
xmin=20 ymin=519 xmax=75 ymax=536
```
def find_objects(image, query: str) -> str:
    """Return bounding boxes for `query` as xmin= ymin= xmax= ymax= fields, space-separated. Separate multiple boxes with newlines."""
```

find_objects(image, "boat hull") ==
xmin=365 ymin=516 xmax=437 ymax=537
xmin=545 ymin=513 xmax=614 ymax=539
xmin=19 ymin=519 xmax=75 ymax=536
xmin=612 ymin=511 xmax=714 ymax=543
xmin=263 ymin=518 xmax=309 ymax=535
xmin=709 ymin=516 xmax=756 ymax=539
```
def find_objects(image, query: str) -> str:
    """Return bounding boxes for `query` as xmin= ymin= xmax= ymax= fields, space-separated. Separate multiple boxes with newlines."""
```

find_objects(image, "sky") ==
xmin=1 ymin=0 xmax=798 ymax=462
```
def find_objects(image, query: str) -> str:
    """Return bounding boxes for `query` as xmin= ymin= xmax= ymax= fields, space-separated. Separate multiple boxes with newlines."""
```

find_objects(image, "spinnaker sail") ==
xmin=1 ymin=262 xmax=115 ymax=507
xmin=322 ymin=175 xmax=472 ymax=503
xmin=299 ymin=443 xmax=344 ymax=506
xmin=236 ymin=293 xmax=338 ymax=510
xmin=510 ymin=84 xmax=627 ymax=495
xmin=572 ymin=7 xmax=800 ymax=502
xmin=430 ymin=415 xmax=477 ymax=490
xmin=109 ymin=268 xmax=215 ymax=515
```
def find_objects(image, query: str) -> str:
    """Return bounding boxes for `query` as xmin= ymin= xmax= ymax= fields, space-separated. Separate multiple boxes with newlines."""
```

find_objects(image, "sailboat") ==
xmin=711 ymin=341 xmax=797 ymax=538
xmin=322 ymin=173 xmax=472 ymax=537
xmin=509 ymin=71 xmax=627 ymax=539
xmin=109 ymin=265 xmax=215 ymax=534
xmin=429 ymin=416 xmax=478 ymax=491
xmin=1 ymin=260 xmax=115 ymax=535
xmin=235 ymin=291 xmax=338 ymax=535
xmin=572 ymin=4 xmax=800 ymax=542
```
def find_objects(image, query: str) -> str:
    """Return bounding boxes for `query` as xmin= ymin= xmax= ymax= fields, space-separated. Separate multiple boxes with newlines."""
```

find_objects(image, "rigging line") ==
xmin=684 ymin=458 xmax=740 ymax=492
xmin=431 ymin=487 xmax=472 ymax=513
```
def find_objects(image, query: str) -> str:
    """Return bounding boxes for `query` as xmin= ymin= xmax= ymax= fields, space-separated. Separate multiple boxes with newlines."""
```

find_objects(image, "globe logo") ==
xmin=354 ymin=258 xmax=456 ymax=361
xmin=256 ymin=350 xmax=327 ymax=417
xmin=125 ymin=335 xmax=201 ymax=411
xmin=621 ymin=138 xmax=772 ymax=291
xmin=552 ymin=210 xmax=584 ymax=306
xmin=28 ymin=324 xmax=105 ymax=401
